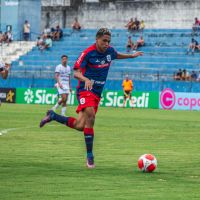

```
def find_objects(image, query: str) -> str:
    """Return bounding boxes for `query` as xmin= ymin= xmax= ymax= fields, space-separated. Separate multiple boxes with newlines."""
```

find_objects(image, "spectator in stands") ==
xmin=186 ymin=38 xmax=200 ymax=55
xmin=174 ymin=69 xmax=182 ymax=80
xmin=134 ymin=18 xmax=140 ymax=30
xmin=192 ymin=17 xmax=200 ymax=31
xmin=196 ymin=71 xmax=200 ymax=82
xmin=72 ymin=17 xmax=81 ymax=31
xmin=125 ymin=18 xmax=135 ymax=31
xmin=182 ymin=69 xmax=190 ymax=81
xmin=43 ymin=26 xmax=51 ymax=35
xmin=140 ymin=20 xmax=145 ymax=31
xmin=50 ymin=27 xmax=56 ymax=38
xmin=134 ymin=36 xmax=145 ymax=49
xmin=5 ymin=31 xmax=13 ymax=46
xmin=122 ymin=74 xmax=134 ymax=108
xmin=23 ymin=20 xmax=31 ymax=41
xmin=40 ymin=35 xmax=52 ymax=51
xmin=52 ymin=25 xmax=63 ymax=40
xmin=126 ymin=36 xmax=135 ymax=52
xmin=36 ymin=36 xmax=44 ymax=50
xmin=191 ymin=71 xmax=197 ymax=81
xmin=0 ymin=60 xmax=10 ymax=79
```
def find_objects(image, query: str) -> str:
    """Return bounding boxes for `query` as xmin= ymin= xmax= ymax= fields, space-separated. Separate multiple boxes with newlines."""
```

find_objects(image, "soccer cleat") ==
xmin=86 ymin=157 xmax=95 ymax=169
xmin=39 ymin=110 xmax=54 ymax=128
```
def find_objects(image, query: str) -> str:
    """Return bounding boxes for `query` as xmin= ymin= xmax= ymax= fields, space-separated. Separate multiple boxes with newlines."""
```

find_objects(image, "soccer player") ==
xmin=52 ymin=55 xmax=72 ymax=116
xmin=0 ymin=61 xmax=10 ymax=80
xmin=122 ymin=74 xmax=134 ymax=108
xmin=40 ymin=28 xmax=143 ymax=168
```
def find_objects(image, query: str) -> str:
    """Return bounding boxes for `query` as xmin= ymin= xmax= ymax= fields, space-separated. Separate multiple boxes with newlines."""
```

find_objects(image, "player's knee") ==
xmin=86 ymin=114 xmax=95 ymax=126
xmin=62 ymin=96 xmax=67 ymax=102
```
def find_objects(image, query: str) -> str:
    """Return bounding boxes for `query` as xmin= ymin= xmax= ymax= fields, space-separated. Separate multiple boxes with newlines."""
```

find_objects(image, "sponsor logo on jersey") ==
xmin=106 ymin=55 xmax=111 ymax=62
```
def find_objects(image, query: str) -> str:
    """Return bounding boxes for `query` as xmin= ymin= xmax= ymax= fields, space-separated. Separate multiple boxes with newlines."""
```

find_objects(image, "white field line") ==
xmin=0 ymin=125 xmax=56 ymax=136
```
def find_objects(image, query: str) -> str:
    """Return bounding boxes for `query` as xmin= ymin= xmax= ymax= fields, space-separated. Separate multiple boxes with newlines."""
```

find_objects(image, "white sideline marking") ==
xmin=0 ymin=125 xmax=56 ymax=136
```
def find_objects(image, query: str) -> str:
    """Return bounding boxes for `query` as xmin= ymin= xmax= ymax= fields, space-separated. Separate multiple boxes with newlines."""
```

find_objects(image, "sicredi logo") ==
xmin=160 ymin=88 xmax=176 ymax=110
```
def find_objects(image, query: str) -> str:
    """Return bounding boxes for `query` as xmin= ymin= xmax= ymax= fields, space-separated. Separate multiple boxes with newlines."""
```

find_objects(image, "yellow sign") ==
xmin=6 ymin=90 xmax=15 ymax=102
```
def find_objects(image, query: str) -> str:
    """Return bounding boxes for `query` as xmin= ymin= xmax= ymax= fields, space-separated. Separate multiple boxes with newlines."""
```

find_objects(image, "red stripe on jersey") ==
xmin=74 ymin=44 xmax=96 ymax=70
xmin=88 ymin=63 xmax=110 ymax=69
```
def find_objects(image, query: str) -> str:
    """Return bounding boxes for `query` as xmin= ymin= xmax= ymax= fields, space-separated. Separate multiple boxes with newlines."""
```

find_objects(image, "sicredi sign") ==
xmin=101 ymin=91 xmax=159 ymax=108
xmin=16 ymin=88 xmax=77 ymax=105
xmin=15 ymin=88 xmax=159 ymax=109
xmin=160 ymin=88 xmax=200 ymax=110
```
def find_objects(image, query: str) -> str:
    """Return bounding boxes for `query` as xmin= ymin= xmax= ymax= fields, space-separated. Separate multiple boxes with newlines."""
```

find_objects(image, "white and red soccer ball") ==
xmin=138 ymin=154 xmax=157 ymax=172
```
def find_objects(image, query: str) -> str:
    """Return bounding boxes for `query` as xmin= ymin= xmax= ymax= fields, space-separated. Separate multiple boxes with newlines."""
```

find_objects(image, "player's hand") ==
xmin=84 ymin=79 xmax=93 ymax=90
xmin=58 ymin=82 xmax=63 ymax=89
xmin=132 ymin=51 xmax=143 ymax=58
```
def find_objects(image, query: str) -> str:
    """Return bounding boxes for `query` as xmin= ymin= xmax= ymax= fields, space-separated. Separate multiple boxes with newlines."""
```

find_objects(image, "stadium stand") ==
xmin=5 ymin=28 xmax=200 ymax=92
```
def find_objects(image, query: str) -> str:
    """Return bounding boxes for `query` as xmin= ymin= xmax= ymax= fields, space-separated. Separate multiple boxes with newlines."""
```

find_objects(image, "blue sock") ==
xmin=50 ymin=111 xmax=68 ymax=124
xmin=84 ymin=128 xmax=94 ymax=158
xmin=50 ymin=111 xmax=76 ymax=128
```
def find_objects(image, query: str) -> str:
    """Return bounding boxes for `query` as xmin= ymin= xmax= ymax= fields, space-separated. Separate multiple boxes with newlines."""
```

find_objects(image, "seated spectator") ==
xmin=52 ymin=25 xmax=63 ymax=40
xmin=134 ymin=18 xmax=140 ymax=30
xmin=140 ymin=20 xmax=145 ymax=31
xmin=72 ymin=17 xmax=81 ymax=31
xmin=0 ymin=61 xmax=10 ymax=79
xmin=126 ymin=36 xmax=135 ymax=52
xmin=135 ymin=36 xmax=145 ymax=49
xmin=174 ymin=69 xmax=182 ymax=80
xmin=191 ymin=71 xmax=197 ymax=81
xmin=125 ymin=18 xmax=135 ymax=31
xmin=182 ymin=69 xmax=190 ymax=81
xmin=40 ymin=35 xmax=52 ymax=51
xmin=36 ymin=36 xmax=44 ymax=50
xmin=192 ymin=17 xmax=200 ymax=31
xmin=186 ymin=38 xmax=200 ymax=55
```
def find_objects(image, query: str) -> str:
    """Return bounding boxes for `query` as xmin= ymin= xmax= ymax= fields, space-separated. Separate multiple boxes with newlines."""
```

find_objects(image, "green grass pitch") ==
xmin=0 ymin=104 xmax=200 ymax=200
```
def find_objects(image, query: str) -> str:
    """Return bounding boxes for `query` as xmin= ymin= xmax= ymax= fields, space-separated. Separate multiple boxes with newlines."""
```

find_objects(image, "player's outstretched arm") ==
xmin=117 ymin=51 xmax=143 ymax=59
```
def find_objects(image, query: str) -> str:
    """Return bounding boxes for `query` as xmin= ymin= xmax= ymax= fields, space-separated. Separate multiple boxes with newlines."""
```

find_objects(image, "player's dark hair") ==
xmin=96 ymin=28 xmax=111 ymax=38
xmin=61 ymin=55 xmax=68 ymax=59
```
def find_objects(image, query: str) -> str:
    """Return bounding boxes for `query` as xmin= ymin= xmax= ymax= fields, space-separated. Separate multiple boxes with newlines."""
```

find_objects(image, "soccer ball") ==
xmin=138 ymin=154 xmax=157 ymax=172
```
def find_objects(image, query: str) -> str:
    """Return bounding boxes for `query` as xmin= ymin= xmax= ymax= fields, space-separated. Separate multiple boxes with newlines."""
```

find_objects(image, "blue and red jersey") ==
xmin=74 ymin=43 xmax=118 ymax=97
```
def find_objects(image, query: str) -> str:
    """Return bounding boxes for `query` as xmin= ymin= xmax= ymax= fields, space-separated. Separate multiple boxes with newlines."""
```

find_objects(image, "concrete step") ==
xmin=0 ymin=41 xmax=36 ymax=63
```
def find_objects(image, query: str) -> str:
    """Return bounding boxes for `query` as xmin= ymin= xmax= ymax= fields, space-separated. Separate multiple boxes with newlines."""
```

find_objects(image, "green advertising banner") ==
xmin=16 ymin=88 xmax=78 ymax=105
xmin=16 ymin=88 xmax=159 ymax=109
xmin=101 ymin=91 xmax=159 ymax=109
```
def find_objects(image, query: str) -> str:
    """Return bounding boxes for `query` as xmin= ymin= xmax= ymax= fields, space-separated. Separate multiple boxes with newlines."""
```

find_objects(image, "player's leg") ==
xmin=40 ymin=107 xmax=87 ymax=131
xmin=61 ymin=93 xmax=68 ymax=116
xmin=129 ymin=92 xmax=134 ymax=108
xmin=52 ymin=93 xmax=61 ymax=111
xmin=39 ymin=108 xmax=77 ymax=128
xmin=123 ymin=91 xmax=127 ymax=107
xmin=82 ymin=106 xmax=96 ymax=168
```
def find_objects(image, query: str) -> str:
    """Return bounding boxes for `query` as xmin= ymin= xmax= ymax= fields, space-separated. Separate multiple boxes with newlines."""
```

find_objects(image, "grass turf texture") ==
xmin=0 ymin=104 xmax=200 ymax=200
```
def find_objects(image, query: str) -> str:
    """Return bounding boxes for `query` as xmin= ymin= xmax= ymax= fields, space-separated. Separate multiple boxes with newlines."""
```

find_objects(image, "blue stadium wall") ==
xmin=0 ymin=0 xmax=41 ymax=40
